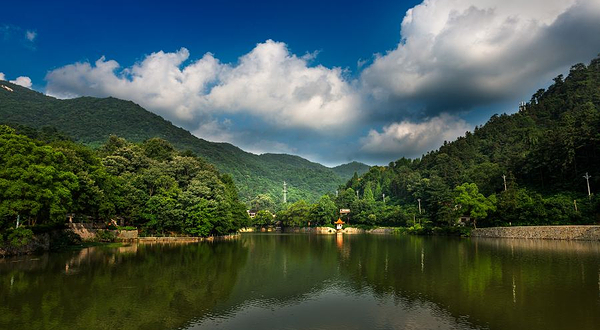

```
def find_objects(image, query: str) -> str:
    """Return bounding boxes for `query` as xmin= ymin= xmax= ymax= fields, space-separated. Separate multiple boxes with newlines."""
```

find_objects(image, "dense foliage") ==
xmin=332 ymin=57 xmax=600 ymax=230
xmin=0 ymin=127 xmax=249 ymax=244
xmin=0 ymin=84 xmax=369 ymax=203
xmin=240 ymin=57 xmax=600 ymax=231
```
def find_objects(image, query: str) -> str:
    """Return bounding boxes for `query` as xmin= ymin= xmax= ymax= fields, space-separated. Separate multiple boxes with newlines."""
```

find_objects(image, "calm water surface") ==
xmin=1 ymin=234 xmax=600 ymax=330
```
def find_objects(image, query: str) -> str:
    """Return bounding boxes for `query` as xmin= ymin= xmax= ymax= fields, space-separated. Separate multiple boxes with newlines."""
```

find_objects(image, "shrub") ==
xmin=50 ymin=230 xmax=82 ymax=250
xmin=95 ymin=230 xmax=116 ymax=242
xmin=117 ymin=226 xmax=137 ymax=231
xmin=6 ymin=227 xmax=34 ymax=247
xmin=431 ymin=226 xmax=471 ymax=237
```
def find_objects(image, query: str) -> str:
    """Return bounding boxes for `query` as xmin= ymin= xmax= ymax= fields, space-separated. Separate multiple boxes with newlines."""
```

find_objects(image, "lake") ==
xmin=1 ymin=233 xmax=599 ymax=330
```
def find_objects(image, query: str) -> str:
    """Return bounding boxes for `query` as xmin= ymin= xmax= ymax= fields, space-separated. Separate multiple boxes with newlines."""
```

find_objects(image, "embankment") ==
xmin=68 ymin=223 xmax=138 ymax=241
xmin=137 ymin=234 xmax=239 ymax=244
xmin=282 ymin=227 xmax=397 ymax=235
xmin=471 ymin=225 xmax=600 ymax=241
xmin=0 ymin=233 xmax=50 ymax=257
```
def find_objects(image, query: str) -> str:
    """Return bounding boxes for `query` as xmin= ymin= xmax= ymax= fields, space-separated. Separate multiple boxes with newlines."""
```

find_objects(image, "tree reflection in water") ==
xmin=2 ymin=234 xmax=600 ymax=330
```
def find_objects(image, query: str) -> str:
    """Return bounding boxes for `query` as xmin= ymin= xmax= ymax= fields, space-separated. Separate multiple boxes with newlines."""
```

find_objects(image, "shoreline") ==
xmin=0 ymin=232 xmax=241 ymax=257
xmin=137 ymin=234 xmax=240 ymax=244
xmin=242 ymin=226 xmax=400 ymax=235
xmin=472 ymin=225 xmax=600 ymax=241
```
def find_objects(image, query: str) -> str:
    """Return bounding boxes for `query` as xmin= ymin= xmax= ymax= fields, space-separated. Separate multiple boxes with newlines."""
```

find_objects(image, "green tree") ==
xmin=310 ymin=195 xmax=337 ymax=226
xmin=277 ymin=200 xmax=310 ymax=227
xmin=454 ymin=183 xmax=496 ymax=228
xmin=253 ymin=210 xmax=274 ymax=228
xmin=0 ymin=127 xmax=78 ymax=227
xmin=250 ymin=194 xmax=276 ymax=212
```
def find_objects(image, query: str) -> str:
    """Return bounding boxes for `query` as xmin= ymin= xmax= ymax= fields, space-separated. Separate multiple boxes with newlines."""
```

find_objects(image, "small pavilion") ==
xmin=335 ymin=218 xmax=345 ymax=230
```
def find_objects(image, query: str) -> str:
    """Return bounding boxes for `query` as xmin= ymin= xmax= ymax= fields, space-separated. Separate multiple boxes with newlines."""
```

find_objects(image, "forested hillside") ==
xmin=0 ymin=125 xmax=249 ymax=248
xmin=326 ymin=57 xmax=600 ymax=230
xmin=332 ymin=161 xmax=371 ymax=179
xmin=0 ymin=83 xmax=368 ymax=203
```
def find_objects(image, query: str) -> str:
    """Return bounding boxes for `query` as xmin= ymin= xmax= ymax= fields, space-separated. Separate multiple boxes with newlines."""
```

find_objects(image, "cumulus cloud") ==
xmin=191 ymin=118 xmax=296 ymax=155
xmin=11 ymin=76 xmax=32 ymax=88
xmin=0 ymin=72 xmax=33 ymax=88
xmin=204 ymin=41 xmax=360 ymax=131
xmin=46 ymin=40 xmax=361 ymax=134
xmin=243 ymin=139 xmax=296 ymax=155
xmin=40 ymin=1 xmax=600 ymax=164
xmin=360 ymin=114 xmax=471 ymax=159
xmin=361 ymin=0 xmax=600 ymax=113
xmin=192 ymin=119 xmax=234 ymax=143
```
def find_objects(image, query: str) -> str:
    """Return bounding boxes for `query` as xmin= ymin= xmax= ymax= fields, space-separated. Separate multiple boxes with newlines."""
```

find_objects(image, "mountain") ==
xmin=332 ymin=161 xmax=371 ymax=180
xmin=341 ymin=56 xmax=600 ymax=227
xmin=0 ymin=81 xmax=367 ymax=203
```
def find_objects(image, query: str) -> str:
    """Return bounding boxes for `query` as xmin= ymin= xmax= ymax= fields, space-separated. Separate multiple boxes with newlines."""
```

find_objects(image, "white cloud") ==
xmin=243 ymin=139 xmax=296 ymax=155
xmin=361 ymin=0 xmax=600 ymax=112
xmin=360 ymin=114 xmax=471 ymax=158
xmin=25 ymin=30 xmax=36 ymax=42
xmin=46 ymin=40 xmax=361 ymax=134
xmin=192 ymin=119 xmax=234 ymax=143
xmin=40 ymin=1 xmax=600 ymax=163
xmin=191 ymin=118 xmax=296 ymax=155
xmin=0 ymin=73 xmax=32 ymax=88
xmin=10 ymin=76 xmax=32 ymax=88
xmin=205 ymin=41 xmax=360 ymax=131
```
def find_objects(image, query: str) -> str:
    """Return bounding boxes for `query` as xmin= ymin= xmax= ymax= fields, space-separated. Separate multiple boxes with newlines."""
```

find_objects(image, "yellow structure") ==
xmin=335 ymin=218 xmax=344 ymax=230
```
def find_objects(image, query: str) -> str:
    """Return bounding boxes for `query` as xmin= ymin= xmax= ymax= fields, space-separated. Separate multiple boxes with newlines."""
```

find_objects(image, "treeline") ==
xmin=338 ymin=57 xmax=600 ymax=230
xmin=0 ymin=125 xmax=249 ymax=246
xmin=248 ymin=57 xmax=600 ymax=231
xmin=0 ymin=85 xmax=367 ymax=205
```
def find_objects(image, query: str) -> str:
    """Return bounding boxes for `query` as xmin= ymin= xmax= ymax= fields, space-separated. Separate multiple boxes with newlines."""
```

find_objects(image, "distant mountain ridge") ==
xmin=0 ymin=81 xmax=369 ymax=203
xmin=332 ymin=161 xmax=371 ymax=179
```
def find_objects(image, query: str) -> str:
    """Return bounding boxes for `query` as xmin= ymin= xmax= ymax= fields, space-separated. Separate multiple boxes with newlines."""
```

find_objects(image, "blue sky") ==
xmin=2 ymin=0 xmax=600 ymax=166
xmin=1 ymin=0 xmax=417 ymax=85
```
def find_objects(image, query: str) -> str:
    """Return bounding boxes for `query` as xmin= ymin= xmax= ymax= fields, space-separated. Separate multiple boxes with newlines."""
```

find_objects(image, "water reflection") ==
xmin=1 ymin=234 xmax=599 ymax=330
xmin=0 ymin=241 xmax=250 ymax=330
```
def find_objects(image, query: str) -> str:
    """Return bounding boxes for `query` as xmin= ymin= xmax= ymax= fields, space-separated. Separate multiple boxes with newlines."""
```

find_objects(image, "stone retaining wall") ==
xmin=281 ymin=227 xmax=397 ymax=235
xmin=115 ymin=230 xmax=138 ymax=241
xmin=471 ymin=226 xmax=600 ymax=241
xmin=67 ymin=223 xmax=137 ymax=242
xmin=137 ymin=234 xmax=239 ymax=244
xmin=68 ymin=223 xmax=97 ymax=240
xmin=283 ymin=227 xmax=339 ymax=234
xmin=367 ymin=227 xmax=397 ymax=235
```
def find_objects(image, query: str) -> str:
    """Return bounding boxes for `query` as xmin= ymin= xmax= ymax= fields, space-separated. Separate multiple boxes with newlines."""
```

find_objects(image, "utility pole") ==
xmin=417 ymin=199 xmax=422 ymax=214
xmin=283 ymin=181 xmax=287 ymax=204
xmin=502 ymin=174 xmax=507 ymax=191
xmin=583 ymin=172 xmax=592 ymax=199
